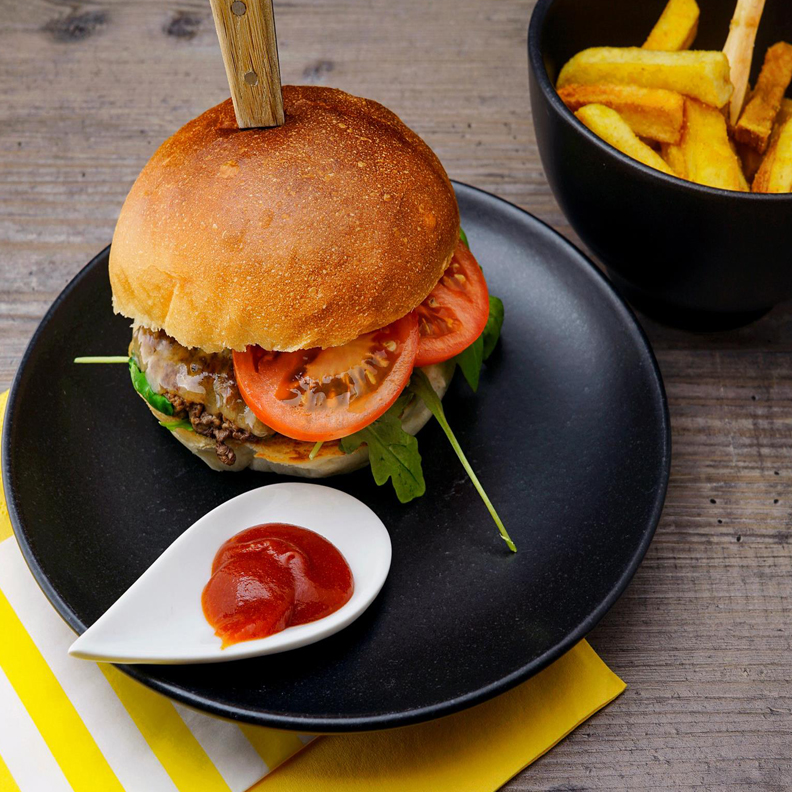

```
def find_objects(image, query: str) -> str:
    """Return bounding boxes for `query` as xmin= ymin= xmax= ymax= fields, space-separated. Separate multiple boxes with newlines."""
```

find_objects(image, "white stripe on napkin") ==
xmin=0 ymin=539 xmax=179 ymax=792
xmin=175 ymin=703 xmax=268 ymax=790
xmin=0 ymin=667 xmax=72 ymax=792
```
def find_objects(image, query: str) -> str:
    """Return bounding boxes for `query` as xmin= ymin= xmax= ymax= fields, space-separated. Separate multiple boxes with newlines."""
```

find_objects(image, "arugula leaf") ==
xmin=455 ymin=229 xmax=505 ymax=390
xmin=309 ymin=441 xmax=324 ymax=461
xmin=339 ymin=406 xmax=425 ymax=504
xmin=482 ymin=295 xmax=504 ymax=361
xmin=129 ymin=358 xmax=174 ymax=416
xmin=455 ymin=335 xmax=484 ymax=392
xmin=410 ymin=369 xmax=516 ymax=552
xmin=455 ymin=295 xmax=505 ymax=391
xmin=159 ymin=419 xmax=193 ymax=432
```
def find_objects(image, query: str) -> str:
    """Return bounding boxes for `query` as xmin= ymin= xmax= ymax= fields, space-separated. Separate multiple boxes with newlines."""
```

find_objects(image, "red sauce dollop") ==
xmin=202 ymin=523 xmax=354 ymax=647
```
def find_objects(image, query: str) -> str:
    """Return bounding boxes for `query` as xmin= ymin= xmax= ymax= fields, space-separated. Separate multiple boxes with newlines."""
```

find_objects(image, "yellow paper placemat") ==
xmin=0 ymin=388 xmax=625 ymax=792
xmin=259 ymin=639 xmax=623 ymax=792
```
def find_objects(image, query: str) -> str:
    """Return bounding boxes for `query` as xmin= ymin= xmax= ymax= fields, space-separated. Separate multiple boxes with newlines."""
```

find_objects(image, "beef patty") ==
xmin=130 ymin=326 xmax=274 ymax=465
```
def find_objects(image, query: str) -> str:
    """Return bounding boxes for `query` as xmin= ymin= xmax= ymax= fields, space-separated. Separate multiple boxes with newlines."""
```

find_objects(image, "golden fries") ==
xmin=575 ymin=104 xmax=676 ymax=176
xmin=557 ymin=48 xmax=733 ymax=109
xmin=736 ymin=142 xmax=764 ymax=181
xmin=661 ymin=99 xmax=749 ymax=190
xmin=734 ymin=42 xmax=792 ymax=153
xmin=643 ymin=0 xmax=700 ymax=51
xmin=557 ymin=84 xmax=685 ymax=144
xmin=722 ymin=0 xmax=767 ymax=126
xmin=661 ymin=139 xmax=687 ymax=177
xmin=553 ymin=0 xmax=792 ymax=193
xmin=752 ymin=100 xmax=792 ymax=192
xmin=752 ymin=121 xmax=792 ymax=192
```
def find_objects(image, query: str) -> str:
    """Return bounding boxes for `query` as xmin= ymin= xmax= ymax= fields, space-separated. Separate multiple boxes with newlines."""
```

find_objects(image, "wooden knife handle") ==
xmin=209 ymin=0 xmax=285 ymax=129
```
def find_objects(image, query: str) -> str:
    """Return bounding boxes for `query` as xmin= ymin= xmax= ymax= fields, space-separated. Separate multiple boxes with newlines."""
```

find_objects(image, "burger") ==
xmin=104 ymin=86 xmax=510 ymax=545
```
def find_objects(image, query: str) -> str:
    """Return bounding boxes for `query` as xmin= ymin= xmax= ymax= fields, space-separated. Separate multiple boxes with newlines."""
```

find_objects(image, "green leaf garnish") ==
xmin=482 ymin=296 xmax=504 ymax=361
xmin=73 ymin=356 xmax=130 ymax=364
xmin=455 ymin=335 xmax=484 ymax=392
xmin=339 ymin=407 xmax=425 ymax=504
xmin=159 ymin=419 xmax=193 ymax=432
xmin=309 ymin=441 xmax=324 ymax=461
xmin=410 ymin=369 xmax=515 ymax=552
xmin=129 ymin=358 xmax=174 ymax=416
xmin=459 ymin=227 xmax=469 ymax=248
xmin=454 ymin=295 xmax=505 ymax=392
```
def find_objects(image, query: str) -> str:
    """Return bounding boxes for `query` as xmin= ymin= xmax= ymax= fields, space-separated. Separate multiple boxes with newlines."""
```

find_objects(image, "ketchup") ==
xmin=202 ymin=523 xmax=354 ymax=647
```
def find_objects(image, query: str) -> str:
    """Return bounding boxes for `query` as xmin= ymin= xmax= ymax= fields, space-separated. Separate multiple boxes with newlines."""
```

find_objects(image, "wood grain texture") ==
xmin=0 ymin=0 xmax=790 ymax=789
xmin=209 ymin=0 xmax=284 ymax=127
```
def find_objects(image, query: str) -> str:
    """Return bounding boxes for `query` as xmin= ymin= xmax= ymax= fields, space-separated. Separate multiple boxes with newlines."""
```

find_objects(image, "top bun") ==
xmin=109 ymin=86 xmax=459 ymax=352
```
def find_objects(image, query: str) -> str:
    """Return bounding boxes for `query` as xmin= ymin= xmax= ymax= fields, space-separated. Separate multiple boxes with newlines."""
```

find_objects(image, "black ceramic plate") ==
xmin=3 ymin=183 xmax=669 ymax=732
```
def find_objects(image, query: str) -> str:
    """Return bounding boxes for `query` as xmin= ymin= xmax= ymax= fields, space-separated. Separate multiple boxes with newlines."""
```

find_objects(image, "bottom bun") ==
xmin=149 ymin=361 xmax=455 ymax=477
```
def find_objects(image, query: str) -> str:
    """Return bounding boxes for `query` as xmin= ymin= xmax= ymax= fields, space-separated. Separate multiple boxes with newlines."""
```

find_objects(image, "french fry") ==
xmin=771 ymin=98 xmax=792 ymax=131
xmin=558 ymin=84 xmax=685 ymax=144
xmin=643 ymin=0 xmax=700 ymax=52
xmin=557 ymin=48 xmax=733 ymax=109
xmin=575 ymin=104 xmax=677 ymax=176
xmin=752 ymin=122 xmax=792 ymax=192
xmin=661 ymin=99 xmax=749 ymax=190
xmin=752 ymin=99 xmax=792 ymax=192
xmin=734 ymin=42 xmax=792 ymax=153
xmin=661 ymin=139 xmax=688 ymax=177
xmin=737 ymin=141 xmax=764 ymax=181
xmin=722 ymin=0 xmax=767 ymax=126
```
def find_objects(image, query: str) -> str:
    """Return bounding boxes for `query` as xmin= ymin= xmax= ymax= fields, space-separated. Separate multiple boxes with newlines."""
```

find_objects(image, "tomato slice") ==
xmin=413 ymin=240 xmax=490 ymax=367
xmin=233 ymin=314 xmax=419 ymax=442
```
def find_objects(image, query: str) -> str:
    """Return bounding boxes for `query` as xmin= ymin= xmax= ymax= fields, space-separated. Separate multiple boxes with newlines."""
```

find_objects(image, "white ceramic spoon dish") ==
xmin=69 ymin=483 xmax=392 ymax=664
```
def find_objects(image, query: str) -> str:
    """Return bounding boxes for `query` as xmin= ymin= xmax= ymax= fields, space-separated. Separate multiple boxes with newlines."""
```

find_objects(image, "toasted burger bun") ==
xmin=110 ymin=86 xmax=460 ymax=353
xmin=146 ymin=361 xmax=454 ymax=476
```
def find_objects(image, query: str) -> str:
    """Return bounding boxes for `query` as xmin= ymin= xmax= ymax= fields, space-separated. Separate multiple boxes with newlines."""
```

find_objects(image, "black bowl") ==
xmin=528 ymin=0 xmax=792 ymax=330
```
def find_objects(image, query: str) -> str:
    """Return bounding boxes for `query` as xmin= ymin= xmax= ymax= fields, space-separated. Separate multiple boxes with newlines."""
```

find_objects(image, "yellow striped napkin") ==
xmin=0 ymin=389 xmax=626 ymax=792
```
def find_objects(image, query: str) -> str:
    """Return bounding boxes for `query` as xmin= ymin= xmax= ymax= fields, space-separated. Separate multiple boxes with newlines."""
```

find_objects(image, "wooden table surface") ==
xmin=1 ymin=0 xmax=790 ymax=788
